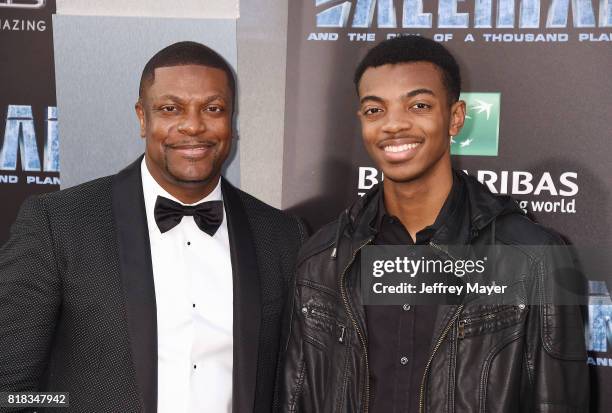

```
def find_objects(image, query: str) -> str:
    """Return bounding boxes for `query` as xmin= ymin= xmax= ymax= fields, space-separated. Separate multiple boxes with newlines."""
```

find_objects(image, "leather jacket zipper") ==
xmin=338 ymin=325 xmax=346 ymax=343
xmin=420 ymin=242 xmax=465 ymax=413
xmin=302 ymin=306 xmax=347 ymax=343
xmin=457 ymin=306 xmax=524 ymax=340
xmin=419 ymin=304 xmax=464 ymax=412
xmin=309 ymin=307 xmax=333 ymax=320
xmin=457 ymin=320 xmax=465 ymax=339
xmin=339 ymin=236 xmax=374 ymax=413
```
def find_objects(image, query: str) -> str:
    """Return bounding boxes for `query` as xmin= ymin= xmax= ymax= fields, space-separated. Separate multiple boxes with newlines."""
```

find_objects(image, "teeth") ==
xmin=384 ymin=143 xmax=420 ymax=153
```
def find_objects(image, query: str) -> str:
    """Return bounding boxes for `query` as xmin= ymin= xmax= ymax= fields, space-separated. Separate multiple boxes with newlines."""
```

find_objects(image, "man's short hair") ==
xmin=354 ymin=36 xmax=461 ymax=104
xmin=139 ymin=41 xmax=236 ymax=102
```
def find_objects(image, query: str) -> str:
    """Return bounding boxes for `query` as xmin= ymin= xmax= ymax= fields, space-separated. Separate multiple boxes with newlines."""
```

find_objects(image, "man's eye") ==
xmin=160 ymin=105 xmax=177 ymax=112
xmin=206 ymin=105 xmax=224 ymax=113
xmin=412 ymin=103 xmax=431 ymax=110
xmin=364 ymin=107 xmax=383 ymax=115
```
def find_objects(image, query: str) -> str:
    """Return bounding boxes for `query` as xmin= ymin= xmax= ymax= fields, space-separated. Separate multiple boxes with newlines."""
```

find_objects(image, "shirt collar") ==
xmin=375 ymin=174 xmax=464 ymax=240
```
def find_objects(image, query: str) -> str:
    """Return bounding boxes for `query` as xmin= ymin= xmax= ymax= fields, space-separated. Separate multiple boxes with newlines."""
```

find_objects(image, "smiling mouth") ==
xmin=167 ymin=142 xmax=215 ymax=157
xmin=378 ymin=140 xmax=423 ymax=163
xmin=383 ymin=142 xmax=421 ymax=153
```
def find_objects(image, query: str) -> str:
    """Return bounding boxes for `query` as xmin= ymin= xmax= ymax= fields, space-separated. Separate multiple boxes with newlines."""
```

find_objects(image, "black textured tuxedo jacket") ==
xmin=0 ymin=158 xmax=306 ymax=412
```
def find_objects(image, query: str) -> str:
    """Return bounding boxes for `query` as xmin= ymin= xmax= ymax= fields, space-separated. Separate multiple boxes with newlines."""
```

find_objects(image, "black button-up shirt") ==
xmin=366 ymin=176 xmax=464 ymax=413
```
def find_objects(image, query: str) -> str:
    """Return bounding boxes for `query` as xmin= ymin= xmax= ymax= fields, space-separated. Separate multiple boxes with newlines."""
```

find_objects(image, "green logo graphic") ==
xmin=451 ymin=92 xmax=501 ymax=156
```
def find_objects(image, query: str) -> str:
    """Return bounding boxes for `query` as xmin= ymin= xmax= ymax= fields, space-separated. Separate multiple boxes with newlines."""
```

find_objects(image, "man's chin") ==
xmin=171 ymin=175 xmax=218 ymax=186
xmin=164 ymin=167 xmax=220 ymax=187
xmin=383 ymin=174 xmax=420 ymax=185
xmin=378 ymin=164 xmax=423 ymax=184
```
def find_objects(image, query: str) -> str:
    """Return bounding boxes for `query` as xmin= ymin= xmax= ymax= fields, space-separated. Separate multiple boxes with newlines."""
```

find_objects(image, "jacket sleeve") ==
xmin=522 ymin=247 xmax=589 ymax=412
xmin=0 ymin=195 xmax=61 ymax=392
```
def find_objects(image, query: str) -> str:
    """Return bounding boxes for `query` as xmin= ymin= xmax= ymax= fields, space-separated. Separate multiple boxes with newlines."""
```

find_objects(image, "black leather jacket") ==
xmin=280 ymin=172 xmax=588 ymax=412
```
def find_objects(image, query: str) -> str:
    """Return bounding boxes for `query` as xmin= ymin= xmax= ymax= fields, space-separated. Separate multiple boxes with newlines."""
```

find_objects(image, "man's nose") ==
xmin=177 ymin=109 xmax=206 ymax=135
xmin=381 ymin=109 xmax=412 ymax=134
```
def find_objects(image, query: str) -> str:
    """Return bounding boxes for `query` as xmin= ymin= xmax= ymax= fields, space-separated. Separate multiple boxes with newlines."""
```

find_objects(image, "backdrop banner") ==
xmin=0 ymin=0 xmax=59 ymax=245
xmin=283 ymin=1 xmax=611 ymax=410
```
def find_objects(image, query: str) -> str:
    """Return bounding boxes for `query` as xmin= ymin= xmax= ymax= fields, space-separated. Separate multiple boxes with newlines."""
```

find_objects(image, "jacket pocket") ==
xmin=301 ymin=301 xmax=347 ymax=348
xmin=291 ymin=286 xmax=349 ymax=412
xmin=458 ymin=305 xmax=527 ymax=339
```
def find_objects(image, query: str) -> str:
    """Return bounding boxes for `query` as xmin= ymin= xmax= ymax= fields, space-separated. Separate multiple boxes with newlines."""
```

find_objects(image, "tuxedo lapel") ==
xmin=221 ymin=178 xmax=261 ymax=413
xmin=112 ymin=157 xmax=157 ymax=413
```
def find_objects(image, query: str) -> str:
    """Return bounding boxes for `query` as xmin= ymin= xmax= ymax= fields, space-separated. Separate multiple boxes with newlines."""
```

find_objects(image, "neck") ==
xmin=383 ymin=160 xmax=453 ymax=240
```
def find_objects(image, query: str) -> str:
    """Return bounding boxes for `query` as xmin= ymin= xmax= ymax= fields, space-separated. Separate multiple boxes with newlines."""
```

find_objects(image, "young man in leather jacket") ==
xmin=279 ymin=36 xmax=588 ymax=412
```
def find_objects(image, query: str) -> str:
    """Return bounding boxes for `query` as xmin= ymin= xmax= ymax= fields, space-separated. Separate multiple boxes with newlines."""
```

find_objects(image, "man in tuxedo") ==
xmin=0 ymin=41 xmax=305 ymax=412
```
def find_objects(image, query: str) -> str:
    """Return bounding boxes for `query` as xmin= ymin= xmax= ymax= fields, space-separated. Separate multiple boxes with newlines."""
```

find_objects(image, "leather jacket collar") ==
xmin=336 ymin=170 xmax=524 ymax=259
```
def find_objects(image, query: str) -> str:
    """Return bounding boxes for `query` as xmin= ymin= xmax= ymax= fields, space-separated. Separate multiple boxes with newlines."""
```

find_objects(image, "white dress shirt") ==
xmin=141 ymin=159 xmax=233 ymax=413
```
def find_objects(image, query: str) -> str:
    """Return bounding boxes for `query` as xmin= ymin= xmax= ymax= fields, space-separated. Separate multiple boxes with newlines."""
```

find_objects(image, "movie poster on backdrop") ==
xmin=283 ymin=0 xmax=611 ymax=410
xmin=0 ymin=0 xmax=59 ymax=246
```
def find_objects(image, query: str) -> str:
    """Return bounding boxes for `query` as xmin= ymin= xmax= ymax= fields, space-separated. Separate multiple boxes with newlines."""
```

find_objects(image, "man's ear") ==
xmin=449 ymin=100 xmax=466 ymax=137
xmin=135 ymin=99 xmax=146 ymax=138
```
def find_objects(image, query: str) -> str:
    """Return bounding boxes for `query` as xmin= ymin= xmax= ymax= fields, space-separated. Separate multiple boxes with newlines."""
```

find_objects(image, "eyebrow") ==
xmin=359 ymin=95 xmax=384 ymax=105
xmin=156 ymin=94 xmax=183 ymax=102
xmin=403 ymin=88 xmax=435 ymax=98
xmin=155 ymin=94 xmax=227 ymax=104
xmin=360 ymin=88 xmax=435 ymax=105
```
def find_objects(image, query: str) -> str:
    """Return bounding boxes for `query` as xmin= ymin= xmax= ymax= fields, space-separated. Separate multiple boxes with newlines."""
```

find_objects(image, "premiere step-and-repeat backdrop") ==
xmin=282 ymin=0 xmax=611 ymax=410
xmin=1 ymin=0 xmax=611 ymax=409
xmin=0 ymin=0 xmax=58 ymax=246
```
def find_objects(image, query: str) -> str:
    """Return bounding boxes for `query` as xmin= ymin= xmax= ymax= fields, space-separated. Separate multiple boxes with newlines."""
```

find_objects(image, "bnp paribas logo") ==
xmin=451 ymin=92 xmax=500 ymax=157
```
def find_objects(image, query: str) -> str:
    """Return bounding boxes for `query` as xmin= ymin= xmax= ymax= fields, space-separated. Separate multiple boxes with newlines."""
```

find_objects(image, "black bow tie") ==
xmin=154 ymin=196 xmax=223 ymax=236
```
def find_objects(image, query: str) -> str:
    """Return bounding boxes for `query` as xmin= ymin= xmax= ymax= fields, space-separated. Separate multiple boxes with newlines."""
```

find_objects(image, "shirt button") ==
xmin=193 ymin=364 xmax=197 ymax=369
xmin=403 ymin=304 xmax=411 ymax=311
xmin=192 ymin=303 xmax=196 ymax=308
xmin=400 ymin=356 xmax=409 ymax=365
xmin=187 ymin=241 xmax=191 ymax=246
